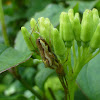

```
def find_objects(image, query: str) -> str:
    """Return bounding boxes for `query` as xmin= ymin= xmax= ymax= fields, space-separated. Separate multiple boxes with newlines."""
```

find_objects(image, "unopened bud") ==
xmin=30 ymin=18 xmax=37 ymax=31
xmin=68 ymin=9 xmax=74 ymax=25
xmin=21 ymin=27 xmax=35 ymax=51
xmin=81 ymin=9 xmax=94 ymax=43
xmin=30 ymin=18 xmax=40 ymax=46
xmin=60 ymin=12 xmax=74 ymax=47
xmin=92 ymin=8 xmax=99 ymax=32
xmin=73 ymin=13 xmax=81 ymax=42
xmin=38 ymin=17 xmax=53 ymax=44
xmin=53 ymin=28 xmax=66 ymax=60
xmin=90 ymin=23 xmax=100 ymax=50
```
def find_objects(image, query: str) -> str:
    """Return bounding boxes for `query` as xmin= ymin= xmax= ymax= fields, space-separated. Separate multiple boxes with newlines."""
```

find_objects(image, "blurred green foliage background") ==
xmin=0 ymin=0 xmax=100 ymax=100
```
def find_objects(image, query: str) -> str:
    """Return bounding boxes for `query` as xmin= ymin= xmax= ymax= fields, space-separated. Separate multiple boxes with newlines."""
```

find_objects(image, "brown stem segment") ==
xmin=56 ymin=66 xmax=68 ymax=100
xmin=57 ymin=74 xmax=68 ymax=100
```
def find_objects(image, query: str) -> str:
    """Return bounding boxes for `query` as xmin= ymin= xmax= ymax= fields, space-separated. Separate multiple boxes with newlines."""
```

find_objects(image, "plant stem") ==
xmin=78 ymin=46 xmax=81 ymax=61
xmin=67 ymin=80 xmax=76 ymax=100
xmin=67 ymin=48 xmax=73 ymax=73
xmin=57 ymin=74 xmax=68 ymax=100
xmin=48 ymin=87 xmax=56 ymax=100
xmin=74 ymin=46 xmax=88 ymax=78
xmin=73 ymin=58 xmax=85 ymax=79
xmin=72 ymin=40 xmax=77 ymax=66
xmin=0 ymin=0 xmax=10 ymax=46
xmin=84 ymin=50 xmax=100 ymax=64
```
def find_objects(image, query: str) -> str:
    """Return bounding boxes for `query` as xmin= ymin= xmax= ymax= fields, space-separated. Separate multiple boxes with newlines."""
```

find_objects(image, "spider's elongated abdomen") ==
xmin=36 ymin=37 xmax=59 ymax=69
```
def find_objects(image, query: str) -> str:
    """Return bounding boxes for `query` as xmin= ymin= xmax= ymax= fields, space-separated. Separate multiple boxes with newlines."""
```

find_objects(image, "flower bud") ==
xmin=53 ymin=28 xmax=66 ymax=60
xmin=90 ymin=23 xmax=100 ymax=50
xmin=38 ymin=17 xmax=45 ymax=37
xmin=60 ymin=12 xmax=74 ymax=45
xmin=59 ymin=13 xmax=64 ymax=39
xmin=30 ymin=18 xmax=40 ymax=45
xmin=68 ymin=9 xmax=74 ymax=25
xmin=44 ymin=18 xmax=53 ymax=44
xmin=30 ymin=18 xmax=37 ymax=31
xmin=73 ymin=13 xmax=81 ymax=42
xmin=21 ymin=27 xmax=35 ymax=51
xmin=81 ymin=9 xmax=94 ymax=42
xmin=92 ymin=8 xmax=99 ymax=32
xmin=38 ymin=17 xmax=53 ymax=44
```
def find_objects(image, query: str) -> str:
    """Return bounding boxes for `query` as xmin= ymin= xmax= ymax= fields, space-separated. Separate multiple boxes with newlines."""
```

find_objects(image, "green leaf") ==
xmin=79 ymin=1 xmax=98 ymax=12
xmin=77 ymin=53 xmax=100 ymax=100
xmin=75 ymin=87 xmax=88 ymax=100
xmin=0 ymin=44 xmax=8 ymax=54
xmin=33 ymin=4 xmax=78 ymax=26
xmin=14 ymin=22 xmax=30 ymax=52
xmin=67 ymin=1 xmax=98 ymax=13
xmin=35 ymin=63 xmax=55 ymax=90
xmin=25 ymin=0 xmax=52 ymax=18
xmin=0 ymin=25 xmax=4 ymax=43
xmin=0 ymin=44 xmax=32 ymax=73
xmin=34 ymin=4 xmax=66 ymax=26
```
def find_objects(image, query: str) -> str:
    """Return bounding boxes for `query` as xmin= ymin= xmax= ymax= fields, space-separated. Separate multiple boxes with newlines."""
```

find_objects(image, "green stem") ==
xmin=82 ymin=47 xmax=89 ymax=59
xmin=57 ymin=74 xmax=68 ymax=100
xmin=73 ymin=62 xmax=82 ymax=80
xmin=72 ymin=40 xmax=77 ymax=66
xmin=67 ymin=80 xmax=76 ymax=100
xmin=0 ymin=0 xmax=10 ymax=46
xmin=48 ymin=87 xmax=56 ymax=100
xmin=73 ymin=47 xmax=97 ymax=79
xmin=84 ymin=50 xmax=100 ymax=65
xmin=78 ymin=46 xmax=81 ymax=61
xmin=67 ymin=48 xmax=73 ymax=73
xmin=73 ymin=45 xmax=90 ymax=79
xmin=73 ymin=46 xmax=81 ymax=72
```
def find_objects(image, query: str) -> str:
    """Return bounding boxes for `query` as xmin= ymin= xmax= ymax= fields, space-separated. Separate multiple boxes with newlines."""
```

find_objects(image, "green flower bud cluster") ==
xmin=60 ymin=8 xmax=100 ymax=51
xmin=81 ymin=8 xmax=100 ymax=50
xmin=21 ymin=8 xmax=100 ymax=63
